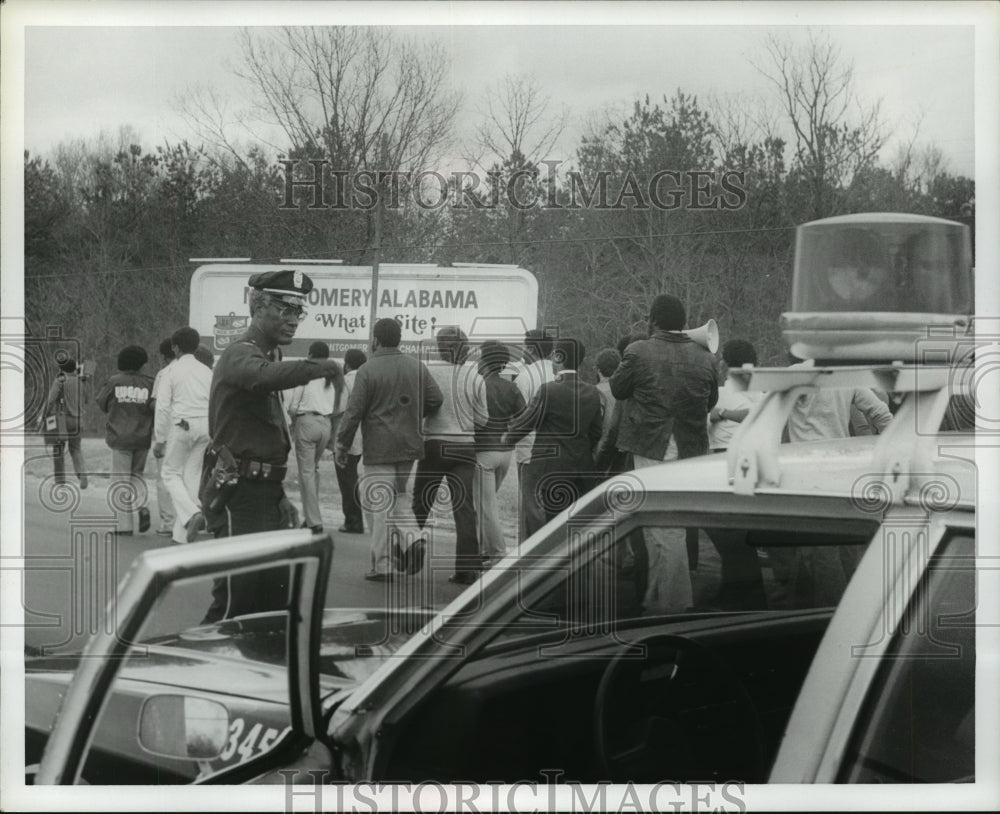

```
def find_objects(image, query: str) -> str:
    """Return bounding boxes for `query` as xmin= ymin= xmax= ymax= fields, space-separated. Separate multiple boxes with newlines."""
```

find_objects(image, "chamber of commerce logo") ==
xmin=213 ymin=313 xmax=249 ymax=351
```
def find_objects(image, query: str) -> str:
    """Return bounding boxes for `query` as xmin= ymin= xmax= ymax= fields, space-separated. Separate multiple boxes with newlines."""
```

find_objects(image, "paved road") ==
xmin=20 ymin=450 xmax=469 ymax=656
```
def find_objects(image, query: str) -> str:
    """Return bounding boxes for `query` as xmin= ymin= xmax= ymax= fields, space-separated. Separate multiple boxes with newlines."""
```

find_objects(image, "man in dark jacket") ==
xmin=506 ymin=338 xmax=604 ymax=539
xmin=97 ymin=345 xmax=155 ymax=535
xmin=609 ymin=295 xmax=719 ymax=613
xmin=335 ymin=318 xmax=443 ymax=581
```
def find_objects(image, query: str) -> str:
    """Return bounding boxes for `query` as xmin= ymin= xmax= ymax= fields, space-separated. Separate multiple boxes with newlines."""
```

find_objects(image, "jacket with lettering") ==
xmin=609 ymin=330 xmax=719 ymax=460
xmin=97 ymin=372 xmax=155 ymax=450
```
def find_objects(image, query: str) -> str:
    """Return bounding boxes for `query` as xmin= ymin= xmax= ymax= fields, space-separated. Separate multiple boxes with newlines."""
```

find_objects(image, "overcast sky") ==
xmin=12 ymin=6 xmax=984 ymax=178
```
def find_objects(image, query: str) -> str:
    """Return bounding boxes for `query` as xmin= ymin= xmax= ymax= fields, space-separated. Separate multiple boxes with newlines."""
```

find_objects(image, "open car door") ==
xmin=35 ymin=529 xmax=333 ymax=785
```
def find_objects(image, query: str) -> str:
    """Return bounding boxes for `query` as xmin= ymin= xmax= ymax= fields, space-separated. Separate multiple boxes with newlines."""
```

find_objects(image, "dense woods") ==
xmin=23 ymin=28 xmax=974 ymax=433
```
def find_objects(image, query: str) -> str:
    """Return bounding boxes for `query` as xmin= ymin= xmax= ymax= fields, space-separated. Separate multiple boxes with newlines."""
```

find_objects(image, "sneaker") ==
xmin=185 ymin=511 xmax=207 ymax=543
xmin=138 ymin=507 xmax=151 ymax=533
xmin=404 ymin=538 xmax=427 ymax=575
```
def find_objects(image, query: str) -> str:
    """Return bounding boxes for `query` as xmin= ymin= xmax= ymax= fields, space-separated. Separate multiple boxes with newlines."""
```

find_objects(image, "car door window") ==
xmin=501 ymin=512 xmax=879 ymax=640
xmin=79 ymin=572 xmax=292 ymax=784
xmin=839 ymin=532 xmax=975 ymax=782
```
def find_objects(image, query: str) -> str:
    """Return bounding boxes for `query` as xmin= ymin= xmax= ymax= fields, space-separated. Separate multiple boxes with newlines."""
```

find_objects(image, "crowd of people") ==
xmin=39 ymin=270 xmax=896 ymax=620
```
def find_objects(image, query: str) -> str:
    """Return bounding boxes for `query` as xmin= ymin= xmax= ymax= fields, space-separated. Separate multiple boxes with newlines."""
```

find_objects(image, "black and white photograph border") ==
xmin=2 ymin=1 xmax=999 ymax=811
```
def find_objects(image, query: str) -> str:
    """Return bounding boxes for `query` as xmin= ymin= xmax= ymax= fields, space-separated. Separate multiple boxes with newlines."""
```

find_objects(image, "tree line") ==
xmin=24 ymin=28 xmax=974 ymax=433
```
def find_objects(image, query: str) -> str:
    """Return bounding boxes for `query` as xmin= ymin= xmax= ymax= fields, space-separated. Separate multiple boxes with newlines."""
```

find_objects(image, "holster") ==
xmin=199 ymin=444 xmax=240 ymax=515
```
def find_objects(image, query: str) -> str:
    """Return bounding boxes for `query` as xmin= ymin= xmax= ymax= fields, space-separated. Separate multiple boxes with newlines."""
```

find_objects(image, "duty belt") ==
xmin=235 ymin=458 xmax=287 ymax=482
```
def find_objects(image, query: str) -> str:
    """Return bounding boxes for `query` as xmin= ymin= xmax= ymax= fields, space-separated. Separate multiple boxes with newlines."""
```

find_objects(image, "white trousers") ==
xmin=474 ymin=450 xmax=512 ymax=559
xmin=634 ymin=446 xmax=693 ymax=613
xmin=162 ymin=417 xmax=210 ymax=543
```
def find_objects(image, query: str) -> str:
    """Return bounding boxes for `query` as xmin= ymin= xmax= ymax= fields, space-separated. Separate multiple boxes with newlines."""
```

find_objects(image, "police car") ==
xmin=26 ymin=214 xmax=983 ymax=787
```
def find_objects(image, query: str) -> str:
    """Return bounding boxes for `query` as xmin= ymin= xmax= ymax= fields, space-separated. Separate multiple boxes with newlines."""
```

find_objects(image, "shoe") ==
xmin=185 ymin=511 xmax=207 ymax=543
xmin=404 ymin=538 xmax=427 ymax=575
xmin=155 ymin=527 xmax=172 ymax=536
xmin=448 ymin=571 xmax=477 ymax=586
xmin=78 ymin=473 xmax=88 ymax=490
xmin=338 ymin=525 xmax=364 ymax=534
xmin=310 ymin=525 xmax=324 ymax=535
xmin=364 ymin=570 xmax=395 ymax=582
xmin=138 ymin=507 xmax=151 ymax=533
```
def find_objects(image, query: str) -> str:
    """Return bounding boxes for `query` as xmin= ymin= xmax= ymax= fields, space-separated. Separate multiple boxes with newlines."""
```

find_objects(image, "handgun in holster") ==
xmin=199 ymin=444 xmax=240 ymax=515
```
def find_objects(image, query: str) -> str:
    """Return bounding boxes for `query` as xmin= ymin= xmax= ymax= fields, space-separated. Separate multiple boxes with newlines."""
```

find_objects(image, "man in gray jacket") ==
xmin=610 ymin=294 xmax=719 ymax=613
xmin=335 ymin=318 xmax=443 ymax=580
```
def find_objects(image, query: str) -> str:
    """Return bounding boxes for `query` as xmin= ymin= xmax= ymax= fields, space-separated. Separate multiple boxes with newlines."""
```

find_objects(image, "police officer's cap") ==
xmin=249 ymin=270 xmax=314 ymax=304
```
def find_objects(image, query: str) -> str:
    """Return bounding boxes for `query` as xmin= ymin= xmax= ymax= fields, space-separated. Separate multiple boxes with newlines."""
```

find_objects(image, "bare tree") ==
xmin=238 ymin=27 xmax=460 ymax=172
xmin=474 ymin=73 xmax=569 ymax=167
xmin=755 ymin=30 xmax=886 ymax=218
xmin=178 ymin=27 xmax=460 ymax=177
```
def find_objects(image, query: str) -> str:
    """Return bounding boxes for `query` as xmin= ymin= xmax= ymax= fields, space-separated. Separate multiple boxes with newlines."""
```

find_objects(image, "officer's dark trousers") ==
xmin=412 ymin=439 xmax=481 ymax=576
xmin=203 ymin=480 xmax=290 ymax=623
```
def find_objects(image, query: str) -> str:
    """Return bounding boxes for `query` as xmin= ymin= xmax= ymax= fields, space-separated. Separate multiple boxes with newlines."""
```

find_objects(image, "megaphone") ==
xmin=684 ymin=319 xmax=719 ymax=353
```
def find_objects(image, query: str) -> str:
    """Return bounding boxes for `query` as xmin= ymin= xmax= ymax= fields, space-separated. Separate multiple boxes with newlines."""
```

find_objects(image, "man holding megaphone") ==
xmin=609 ymin=294 xmax=720 ymax=614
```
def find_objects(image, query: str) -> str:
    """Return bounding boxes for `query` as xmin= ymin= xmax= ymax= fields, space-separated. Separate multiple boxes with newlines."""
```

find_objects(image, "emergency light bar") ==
xmin=781 ymin=213 xmax=973 ymax=364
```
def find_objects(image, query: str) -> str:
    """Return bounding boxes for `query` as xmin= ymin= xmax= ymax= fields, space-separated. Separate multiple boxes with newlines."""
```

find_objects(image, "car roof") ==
xmin=599 ymin=433 xmax=976 ymax=509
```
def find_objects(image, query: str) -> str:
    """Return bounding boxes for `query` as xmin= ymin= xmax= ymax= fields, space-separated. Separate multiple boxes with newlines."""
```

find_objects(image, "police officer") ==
xmin=201 ymin=269 xmax=343 ymax=622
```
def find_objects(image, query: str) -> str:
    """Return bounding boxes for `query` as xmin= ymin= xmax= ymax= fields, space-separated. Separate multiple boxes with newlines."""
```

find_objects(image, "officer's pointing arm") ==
xmin=230 ymin=345 xmax=343 ymax=392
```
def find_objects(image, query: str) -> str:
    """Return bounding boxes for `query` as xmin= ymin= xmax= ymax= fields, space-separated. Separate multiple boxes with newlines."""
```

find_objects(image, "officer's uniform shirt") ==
xmin=209 ymin=325 xmax=336 ymax=467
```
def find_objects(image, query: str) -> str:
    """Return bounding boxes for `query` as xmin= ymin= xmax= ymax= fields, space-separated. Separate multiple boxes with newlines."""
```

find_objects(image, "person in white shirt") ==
xmin=154 ymin=327 xmax=213 ymax=544
xmin=512 ymin=329 xmax=555 ymax=543
xmin=413 ymin=326 xmax=489 ymax=584
xmin=150 ymin=338 xmax=176 ymax=535
xmin=708 ymin=339 xmax=764 ymax=452
xmin=286 ymin=341 xmax=341 ymax=534
xmin=331 ymin=348 xmax=367 ymax=533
